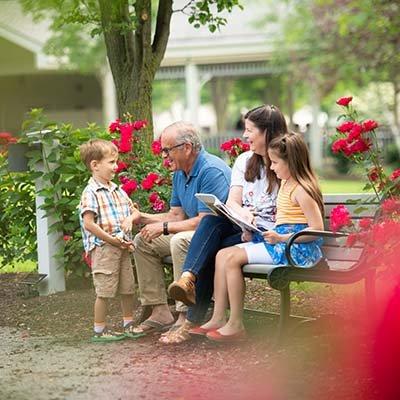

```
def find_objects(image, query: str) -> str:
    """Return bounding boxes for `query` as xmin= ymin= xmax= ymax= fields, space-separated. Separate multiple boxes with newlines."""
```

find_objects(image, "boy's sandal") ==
xmin=91 ymin=328 xmax=126 ymax=343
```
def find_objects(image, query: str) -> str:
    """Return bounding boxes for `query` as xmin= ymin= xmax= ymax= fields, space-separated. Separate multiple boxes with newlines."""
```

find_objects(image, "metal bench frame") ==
xmin=242 ymin=193 xmax=378 ymax=337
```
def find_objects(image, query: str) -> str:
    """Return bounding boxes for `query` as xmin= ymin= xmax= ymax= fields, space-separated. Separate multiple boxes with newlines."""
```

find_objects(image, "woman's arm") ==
xmin=226 ymin=186 xmax=255 ymax=224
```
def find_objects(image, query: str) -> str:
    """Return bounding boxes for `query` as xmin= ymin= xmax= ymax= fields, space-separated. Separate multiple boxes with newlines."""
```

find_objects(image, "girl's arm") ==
xmin=262 ymin=186 xmax=323 ymax=244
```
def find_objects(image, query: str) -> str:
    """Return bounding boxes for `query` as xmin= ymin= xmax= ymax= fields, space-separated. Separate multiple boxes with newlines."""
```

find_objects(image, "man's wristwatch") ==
xmin=163 ymin=221 xmax=169 ymax=235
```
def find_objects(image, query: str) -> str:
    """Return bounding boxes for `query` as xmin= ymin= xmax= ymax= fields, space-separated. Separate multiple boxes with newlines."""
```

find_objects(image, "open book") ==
xmin=195 ymin=193 xmax=262 ymax=233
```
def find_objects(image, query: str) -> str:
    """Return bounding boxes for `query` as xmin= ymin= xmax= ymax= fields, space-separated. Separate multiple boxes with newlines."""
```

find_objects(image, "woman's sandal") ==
xmin=158 ymin=322 xmax=193 ymax=344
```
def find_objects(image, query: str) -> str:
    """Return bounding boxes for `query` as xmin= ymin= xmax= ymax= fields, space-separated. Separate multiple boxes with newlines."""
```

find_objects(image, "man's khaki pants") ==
xmin=133 ymin=231 xmax=194 ymax=313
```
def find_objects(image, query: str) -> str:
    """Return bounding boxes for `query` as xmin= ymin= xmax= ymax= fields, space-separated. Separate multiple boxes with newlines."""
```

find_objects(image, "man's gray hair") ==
xmin=166 ymin=121 xmax=202 ymax=153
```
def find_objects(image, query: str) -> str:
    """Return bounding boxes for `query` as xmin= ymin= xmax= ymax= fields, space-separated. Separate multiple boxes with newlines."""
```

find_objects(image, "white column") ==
xmin=28 ymin=137 xmax=65 ymax=295
xmin=309 ymin=94 xmax=323 ymax=170
xmin=35 ymin=171 xmax=65 ymax=295
xmin=101 ymin=60 xmax=118 ymax=125
xmin=185 ymin=63 xmax=200 ymax=127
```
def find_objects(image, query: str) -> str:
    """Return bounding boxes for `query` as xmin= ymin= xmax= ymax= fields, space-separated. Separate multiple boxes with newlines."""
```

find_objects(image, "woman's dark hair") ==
xmin=244 ymin=104 xmax=288 ymax=193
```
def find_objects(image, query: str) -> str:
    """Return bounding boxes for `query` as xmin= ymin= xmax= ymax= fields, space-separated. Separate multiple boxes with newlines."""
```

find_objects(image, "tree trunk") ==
xmin=211 ymin=77 xmax=233 ymax=134
xmin=391 ymin=79 xmax=400 ymax=155
xmin=98 ymin=0 xmax=173 ymax=144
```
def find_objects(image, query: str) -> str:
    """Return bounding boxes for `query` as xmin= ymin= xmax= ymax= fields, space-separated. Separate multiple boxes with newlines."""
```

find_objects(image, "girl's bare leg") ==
xmin=218 ymin=247 xmax=248 ymax=336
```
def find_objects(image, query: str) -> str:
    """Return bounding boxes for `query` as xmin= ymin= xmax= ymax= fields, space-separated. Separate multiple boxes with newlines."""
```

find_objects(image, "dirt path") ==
xmin=0 ymin=273 xmax=382 ymax=399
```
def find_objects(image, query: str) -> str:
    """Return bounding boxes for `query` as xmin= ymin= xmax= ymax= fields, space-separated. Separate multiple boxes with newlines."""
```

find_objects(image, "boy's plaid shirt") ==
xmin=79 ymin=177 xmax=134 ymax=253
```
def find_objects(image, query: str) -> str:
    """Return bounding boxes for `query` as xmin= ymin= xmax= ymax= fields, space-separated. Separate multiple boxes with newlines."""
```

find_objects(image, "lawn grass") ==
xmin=320 ymin=179 xmax=367 ymax=194
xmin=0 ymin=259 xmax=37 ymax=273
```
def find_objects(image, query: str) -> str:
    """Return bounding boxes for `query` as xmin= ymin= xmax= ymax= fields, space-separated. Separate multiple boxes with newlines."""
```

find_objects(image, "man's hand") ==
xmin=140 ymin=222 xmax=164 ymax=242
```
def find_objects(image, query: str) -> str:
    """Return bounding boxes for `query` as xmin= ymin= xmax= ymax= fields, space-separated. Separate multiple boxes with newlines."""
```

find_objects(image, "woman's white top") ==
xmin=231 ymin=151 xmax=278 ymax=230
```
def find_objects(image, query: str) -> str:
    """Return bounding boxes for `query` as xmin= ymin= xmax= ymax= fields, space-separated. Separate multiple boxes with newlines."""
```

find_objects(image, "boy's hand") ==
xmin=122 ymin=208 xmax=141 ymax=233
xmin=113 ymin=236 xmax=135 ymax=251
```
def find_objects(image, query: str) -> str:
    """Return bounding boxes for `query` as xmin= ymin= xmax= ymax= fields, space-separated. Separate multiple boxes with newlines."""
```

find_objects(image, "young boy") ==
xmin=79 ymin=139 xmax=142 ymax=342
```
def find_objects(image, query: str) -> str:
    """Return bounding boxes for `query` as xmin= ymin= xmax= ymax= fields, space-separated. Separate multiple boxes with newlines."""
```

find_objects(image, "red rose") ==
xmin=220 ymin=140 xmax=233 ymax=151
xmin=381 ymin=198 xmax=400 ymax=215
xmin=362 ymin=119 xmax=378 ymax=132
xmin=141 ymin=173 xmax=159 ymax=190
xmin=347 ymin=123 xmax=363 ymax=142
xmin=119 ymin=175 xmax=129 ymax=184
xmin=115 ymin=161 xmax=128 ymax=173
xmin=331 ymin=138 xmax=348 ymax=153
xmin=151 ymin=139 xmax=162 ymax=155
xmin=240 ymin=142 xmax=250 ymax=151
xmin=346 ymin=233 xmax=359 ymax=247
xmin=368 ymin=167 xmax=381 ymax=182
xmin=63 ymin=235 xmax=72 ymax=242
xmin=121 ymin=179 xmax=138 ymax=196
xmin=163 ymin=159 xmax=172 ymax=168
xmin=359 ymin=218 xmax=372 ymax=230
xmin=330 ymin=205 xmax=352 ymax=232
xmin=152 ymin=199 xmax=166 ymax=212
xmin=133 ymin=120 xmax=147 ymax=130
xmin=108 ymin=119 xmax=121 ymax=133
xmin=336 ymin=96 xmax=353 ymax=106
xmin=390 ymin=169 xmax=400 ymax=181
xmin=148 ymin=192 xmax=160 ymax=203
xmin=346 ymin=138 xmax=371 ymax=155
xmin=337 ymin=121 xmax=355 ymax=133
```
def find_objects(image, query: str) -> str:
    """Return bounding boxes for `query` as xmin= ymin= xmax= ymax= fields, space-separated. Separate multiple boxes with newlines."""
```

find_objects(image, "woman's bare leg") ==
xmin=200 ymin=247 xmax=233 ymax=330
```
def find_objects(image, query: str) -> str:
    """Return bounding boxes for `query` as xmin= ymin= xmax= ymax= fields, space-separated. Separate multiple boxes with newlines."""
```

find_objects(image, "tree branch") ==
xmin=152 ymin=0 xmax=173 ymax=69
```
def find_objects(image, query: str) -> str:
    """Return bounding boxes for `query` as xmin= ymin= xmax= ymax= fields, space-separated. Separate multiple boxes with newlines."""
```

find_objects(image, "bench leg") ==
xmin=365 ymin=270 xmax=376 ymax=312
xmin=278 ymin=285 xmax=291 ymax=340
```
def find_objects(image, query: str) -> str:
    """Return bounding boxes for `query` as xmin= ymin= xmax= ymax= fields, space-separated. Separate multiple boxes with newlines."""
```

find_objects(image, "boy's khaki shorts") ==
xmin=91 ymin=243 xmax=135 ymax=298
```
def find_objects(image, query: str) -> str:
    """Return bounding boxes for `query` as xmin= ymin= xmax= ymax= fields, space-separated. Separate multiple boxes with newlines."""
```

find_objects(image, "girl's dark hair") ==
xmin=268 ymin=132 xmax=324 ymax=217
xmin=244 ymin=104 xmax=288 ymax=193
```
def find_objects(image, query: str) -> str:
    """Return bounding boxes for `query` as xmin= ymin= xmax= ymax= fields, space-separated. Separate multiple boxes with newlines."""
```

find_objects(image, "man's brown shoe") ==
xmin=168 ymin=276 xmax=196 ymax=306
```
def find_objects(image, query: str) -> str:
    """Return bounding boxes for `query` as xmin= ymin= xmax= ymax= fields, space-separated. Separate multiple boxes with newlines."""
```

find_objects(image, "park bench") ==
xmin=18 ymin=273 xmax=47 ymax=298
xmin=157 ymin=194 xmax=378 ymax=336
xmin=242 ymin=193 xmax=378 ymax=336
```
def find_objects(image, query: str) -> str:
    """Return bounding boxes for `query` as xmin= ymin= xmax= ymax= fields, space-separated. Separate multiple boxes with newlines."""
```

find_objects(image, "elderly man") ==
xmin=127 ymin=121 xmax=231 ymax=342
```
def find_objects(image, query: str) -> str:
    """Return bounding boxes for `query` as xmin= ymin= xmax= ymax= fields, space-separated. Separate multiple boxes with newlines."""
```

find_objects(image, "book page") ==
xmin=195 ymin=193 xmax=262 ymax=233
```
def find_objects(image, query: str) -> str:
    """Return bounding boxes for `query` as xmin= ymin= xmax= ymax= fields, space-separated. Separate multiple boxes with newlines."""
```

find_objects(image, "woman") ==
xmin=160 ymin=104 xmax=288 ymax=344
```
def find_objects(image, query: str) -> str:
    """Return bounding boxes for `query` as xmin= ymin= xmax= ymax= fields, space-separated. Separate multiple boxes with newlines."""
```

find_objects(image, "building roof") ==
xmin=0 ymin=0 xmax=281 ymax=74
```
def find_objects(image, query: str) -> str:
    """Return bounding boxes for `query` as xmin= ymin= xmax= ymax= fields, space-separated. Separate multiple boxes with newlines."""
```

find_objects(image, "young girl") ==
xmin=202 ymin=132 xmax=324 ymax=342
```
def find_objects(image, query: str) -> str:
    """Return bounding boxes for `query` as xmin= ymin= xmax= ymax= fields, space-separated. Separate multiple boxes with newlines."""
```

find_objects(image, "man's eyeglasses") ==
xmin=161 ymin=143 xmax=185 ymax=156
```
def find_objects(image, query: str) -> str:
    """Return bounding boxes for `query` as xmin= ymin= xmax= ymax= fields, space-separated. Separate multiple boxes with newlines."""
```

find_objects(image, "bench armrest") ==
xmin=285 ymin=230 xmax=348 ymax=267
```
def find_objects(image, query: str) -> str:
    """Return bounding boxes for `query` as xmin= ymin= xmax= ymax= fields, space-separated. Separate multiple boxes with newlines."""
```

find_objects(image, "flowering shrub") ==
xmin=107 ymin=117 xmax=171 ymax=214
xmin=330 ymin=96 xmax=400 ymax=276
xmin=1 ymin=110 xmax=171 ymax=276
xmin=0 ymin=132 xmax=17 ymax=154
xmin=331 ymin=96 xmax=399 ymax=201
xmin=220 ymin=137 xmax=250 ymax=166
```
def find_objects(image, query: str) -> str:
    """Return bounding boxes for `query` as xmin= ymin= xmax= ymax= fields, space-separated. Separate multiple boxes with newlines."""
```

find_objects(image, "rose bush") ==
xmin=330 ymin=96 xmax=400 ymax=276
xmin=220 ymin=137 xmax=249 ymax=166
xmin=1 ymin=110 xmax=171 ymax=277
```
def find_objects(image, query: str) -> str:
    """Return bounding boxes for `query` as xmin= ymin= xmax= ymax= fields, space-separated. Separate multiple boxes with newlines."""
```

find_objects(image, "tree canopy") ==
xmin=20 ymin=0 xmax=243 ymax=141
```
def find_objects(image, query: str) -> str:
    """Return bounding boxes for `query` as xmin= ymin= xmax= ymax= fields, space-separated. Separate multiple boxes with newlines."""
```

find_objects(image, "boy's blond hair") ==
xmin=80 ymin=139 xmax=118 ymax=170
